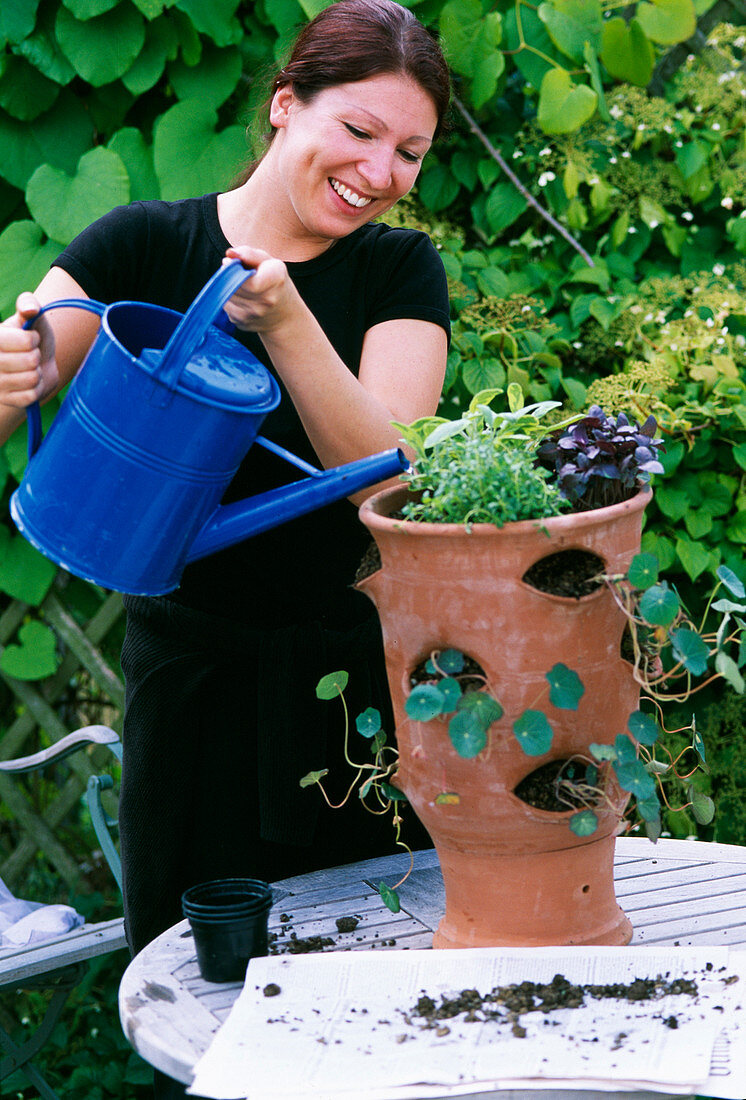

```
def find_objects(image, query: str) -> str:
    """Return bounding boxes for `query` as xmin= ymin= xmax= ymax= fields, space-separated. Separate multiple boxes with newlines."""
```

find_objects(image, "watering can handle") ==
xmin=22 ymin=298 xmax=106 ymax=460
xmin=156 ymin=260 xmax=255 ymax=394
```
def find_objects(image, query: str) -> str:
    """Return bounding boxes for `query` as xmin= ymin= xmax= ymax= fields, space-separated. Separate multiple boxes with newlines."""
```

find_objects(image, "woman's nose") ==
xmin=357 ymin=146 xmax=394 ymax=191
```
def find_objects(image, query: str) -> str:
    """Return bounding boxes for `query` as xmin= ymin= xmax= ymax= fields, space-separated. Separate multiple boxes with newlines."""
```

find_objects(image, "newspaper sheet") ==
xmin=188 ymin=946 xmax=746 ymax=1100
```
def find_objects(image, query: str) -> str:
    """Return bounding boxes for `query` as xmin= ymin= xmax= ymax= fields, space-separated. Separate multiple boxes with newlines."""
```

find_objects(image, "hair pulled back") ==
xmin=273 ymin=0 xmax=450 ymax=138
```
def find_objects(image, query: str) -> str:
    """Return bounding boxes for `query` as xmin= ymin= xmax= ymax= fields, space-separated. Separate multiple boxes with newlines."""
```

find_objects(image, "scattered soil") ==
xmin=335 ymin=916 xmax=360 ymax=933
xmin=269 ymin=930 xmax=335 ymax=955
xmin=263 ymin=983 xmax=282 ymax=997
xmin=514 ymin=758 xmax=600 ymax=813
xmin=409 ymin=972 xmax=699 ymax=1034
xmin=355 ymin=540 xmax=382 ymax=583
xmin=523 ymin=549 xmax=606 ymax=599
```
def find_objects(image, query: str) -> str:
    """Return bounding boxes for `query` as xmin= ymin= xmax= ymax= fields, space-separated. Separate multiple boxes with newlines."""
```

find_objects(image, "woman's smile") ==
xmin=329 ymin=177 xmax=373 ymax=209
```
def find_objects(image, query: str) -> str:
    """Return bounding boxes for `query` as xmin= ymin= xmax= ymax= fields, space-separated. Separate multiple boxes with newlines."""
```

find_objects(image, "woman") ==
xmin=0 ymin=0 xmax=449 ymax=1071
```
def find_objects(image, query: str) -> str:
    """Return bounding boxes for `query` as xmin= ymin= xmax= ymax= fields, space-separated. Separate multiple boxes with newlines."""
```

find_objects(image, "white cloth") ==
xmin=0 ymin=876 xmax=83 ymax=948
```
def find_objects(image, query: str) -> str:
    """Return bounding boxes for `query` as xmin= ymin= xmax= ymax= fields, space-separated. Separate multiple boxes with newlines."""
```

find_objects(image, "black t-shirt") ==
xmin=55 ymin=194 xmax=450 ymax=628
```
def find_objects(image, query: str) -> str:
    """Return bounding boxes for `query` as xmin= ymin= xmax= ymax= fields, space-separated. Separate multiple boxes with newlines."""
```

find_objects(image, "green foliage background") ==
xmin=0 ymin=0 xmax=744 ymax=1094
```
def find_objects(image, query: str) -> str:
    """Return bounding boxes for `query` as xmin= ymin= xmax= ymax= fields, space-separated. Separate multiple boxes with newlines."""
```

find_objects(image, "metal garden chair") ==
xmin=0 ymin=725 xmax=125 ymax=1099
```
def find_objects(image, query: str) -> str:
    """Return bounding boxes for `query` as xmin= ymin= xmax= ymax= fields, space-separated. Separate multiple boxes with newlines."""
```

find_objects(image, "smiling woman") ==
xmin=0 ymin=2 xmax=451 ymax=1098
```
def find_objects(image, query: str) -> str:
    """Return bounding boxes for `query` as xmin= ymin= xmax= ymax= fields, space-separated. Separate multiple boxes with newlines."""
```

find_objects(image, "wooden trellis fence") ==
xmin=0 ymin=572 xmax=125 ymax=894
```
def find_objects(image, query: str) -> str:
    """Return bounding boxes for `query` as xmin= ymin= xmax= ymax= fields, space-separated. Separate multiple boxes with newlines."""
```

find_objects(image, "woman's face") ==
xmin=266 ymin=72 xmax=438 ymax=248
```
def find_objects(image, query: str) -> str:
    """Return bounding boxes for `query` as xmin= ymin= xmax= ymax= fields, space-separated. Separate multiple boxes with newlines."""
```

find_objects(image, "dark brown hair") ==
xmin=238 ymin=0 xmax=451 ymax=180
xmin=274 ymin=0 xmax=451 ymax=138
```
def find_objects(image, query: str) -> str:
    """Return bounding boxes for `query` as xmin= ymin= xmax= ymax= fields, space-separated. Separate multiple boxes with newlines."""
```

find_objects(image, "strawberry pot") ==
xmin=356 ymin=485 xmax=651 ymax=948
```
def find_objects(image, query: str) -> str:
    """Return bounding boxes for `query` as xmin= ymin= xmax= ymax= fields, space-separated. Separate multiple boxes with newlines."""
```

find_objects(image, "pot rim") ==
xmin=359 ymin=483 xmax=651 ymax=537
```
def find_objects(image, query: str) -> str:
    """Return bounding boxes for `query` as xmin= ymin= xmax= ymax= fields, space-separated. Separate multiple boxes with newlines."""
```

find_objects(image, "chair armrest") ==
xmin=0 ymin=725 xmax=122 ymax=774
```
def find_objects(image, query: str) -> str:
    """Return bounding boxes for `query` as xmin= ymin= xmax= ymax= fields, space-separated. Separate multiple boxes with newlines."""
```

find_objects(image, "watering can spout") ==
xmin=186 ymin=448 xmax=408 ymax=563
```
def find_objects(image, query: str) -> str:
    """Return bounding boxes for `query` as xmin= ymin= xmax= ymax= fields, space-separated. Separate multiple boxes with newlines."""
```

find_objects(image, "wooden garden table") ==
xmin=118 ymin=836 xmax=746 ymax=1098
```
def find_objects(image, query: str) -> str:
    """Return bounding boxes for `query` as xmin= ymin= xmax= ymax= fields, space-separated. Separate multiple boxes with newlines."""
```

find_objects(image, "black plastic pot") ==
xmin=182 ymin=878 xmax=272 ymax=982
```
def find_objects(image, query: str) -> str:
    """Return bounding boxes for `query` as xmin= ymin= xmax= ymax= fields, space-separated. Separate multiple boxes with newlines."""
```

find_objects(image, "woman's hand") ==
xmin=222 ymin=246 xmax=303 ymax=335
xmin=0 ymin=294 xmax=59 ymax=408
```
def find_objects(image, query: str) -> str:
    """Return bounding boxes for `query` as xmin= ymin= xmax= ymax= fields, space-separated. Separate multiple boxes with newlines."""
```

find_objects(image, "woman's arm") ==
xmin=222 ymin=246 xmax=447 ymax=498
xmin=0 ymin=267 xmax=100 ymax=444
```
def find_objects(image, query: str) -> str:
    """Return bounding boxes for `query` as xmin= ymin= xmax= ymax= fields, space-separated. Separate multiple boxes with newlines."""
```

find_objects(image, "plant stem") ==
xmin=453 ymin=95 xmax=596 ymax=268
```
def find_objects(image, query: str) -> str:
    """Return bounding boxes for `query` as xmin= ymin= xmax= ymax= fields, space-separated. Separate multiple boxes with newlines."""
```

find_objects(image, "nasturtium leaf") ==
xmin=108 ymin=129 xmax=159 ymax=201
xmin=537 ymin=68 xmax=597 ymax=135
xmin=299 ymin=769 xmax=328 ymax=788
xmin=690 ymin=788 xmax=715 ymax=825
xmin=538 ymin=0 xmax=602 ymax=65
xmin=371 ymin=730 xmax=386 ymax=754
xmin=691 ymin=717 xmax=707 ymax=767
xmin=438 ymin=677 xmax=463 ymax=712
xmin=380 ymin=782 xmax=408 ymax=802
xmin=546 ymin=663 xmax=584 ymax=710
xmin=0 ymin=536 xmax=57 ymax=605
xmin=627 ymin=552 xmax=659 ymax=590
xmin=646 ymin=759 xmax=671 ymax=776
xmin=56 ymin=4 xmax=146 ymax=86
xmin=717 ymin=565 xmax=746 ymax=599
xmin=0 ymin=0 xmax=42 ymax=44
xmin=173 ymin=0 xmax=243 ymax=47
xmin=153 ymin=100 xmax=246 ymax=201
xmin=715 ymin=651 xmax=745 ymax=694
xmin=359 ymin=778 xmax=373 ymax=799
xmin=569 ymin=809 xmax=598 ymax=837
xmin=0 ymin=620 xmax=59 ymax=680
xmin=513 ymin=710 xmax=553 ymax=756
xmin=0 ymin=90 xmax=93 ymax=190
xmin=456 ymin=691 xmax=503 ymax=728
xmin=26 ymin=147 xmax=130 ymax=246
xmin=0 ymin=222 xmax=61 ymax=320
xmin=485 ymin=182 xmax=527 ymax=235
xmin=378 ymin=882 xmax=400 ymax=913
xmin=435 ymin=791 xmax=461 ymax=805
xmin=315 ymin=670 xmax=348 ymax=699
xmin=589 ymin=742 xmax=617 ymax=762
xmin=614 ymin=733 xmax=637 ymax=764
xmin=627 ymin=711 xmax=660 ymax=747
xmin=436 ymin=648 xmax=465 ymax=675
xmin=600 ymin=17 xmax=654 ymax=85
xmin=614 ymin=759 xmax=657 ymax=799
xmin=448 ymin=710 xmax=488 ymax=758
xmin=636 ymin=796 xmax=661 ymax=823
xmin=0 ymin=56 xmax=60 ymax=122
xmin=670 ymin=627 xmax=710 ymax=676
xmin=638 ymin=583 xmax=680 ymax=627
xmin=168 ymin=43 xmax=242 ymax=108
xmin=644 ymin=815 xmax=662 ymax=842
xmin=635 ymin=0 xmax=696 ymax=44
xmin=405 ymin=683 xmax=445 ymax=722
xmin=355 ymin=707 xmax=382 ymax=738
xmin=712 ymin=599 xmax=746 ymax=614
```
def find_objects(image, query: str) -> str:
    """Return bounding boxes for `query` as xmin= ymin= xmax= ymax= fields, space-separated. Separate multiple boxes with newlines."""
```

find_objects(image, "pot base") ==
xmin=430 ymin=834 xmax=633 ymax=949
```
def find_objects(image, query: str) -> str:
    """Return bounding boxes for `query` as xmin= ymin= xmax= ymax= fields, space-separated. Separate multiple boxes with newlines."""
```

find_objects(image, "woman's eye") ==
xmin=398 ymin=149 xmax=421 ymax=164
xmin=344 ymin=123 xmax=370 ymax=139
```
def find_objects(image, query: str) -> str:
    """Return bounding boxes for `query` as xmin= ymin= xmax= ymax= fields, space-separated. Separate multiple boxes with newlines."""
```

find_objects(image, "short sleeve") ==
xmin=54 ymin=203 xmax=152 ymax=305
xmin=367 ymin=228 xmax=450 ymax=340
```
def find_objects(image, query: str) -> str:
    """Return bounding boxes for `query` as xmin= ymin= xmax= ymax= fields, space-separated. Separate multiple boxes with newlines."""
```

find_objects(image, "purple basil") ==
xmin=537 ymin=405 xmax=665 ymax=511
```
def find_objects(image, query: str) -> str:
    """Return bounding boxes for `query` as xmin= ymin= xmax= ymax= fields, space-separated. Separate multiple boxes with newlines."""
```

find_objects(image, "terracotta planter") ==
xmin=357 ymin=486 xmax=651 ymax=948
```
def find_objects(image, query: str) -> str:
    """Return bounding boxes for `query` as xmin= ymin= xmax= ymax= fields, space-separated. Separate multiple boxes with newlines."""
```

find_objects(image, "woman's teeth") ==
xmin=330 ymin=179 xmax=371 ymax=208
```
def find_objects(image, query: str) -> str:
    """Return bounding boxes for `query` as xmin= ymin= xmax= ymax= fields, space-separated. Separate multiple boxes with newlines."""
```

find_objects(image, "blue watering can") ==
xmin=10 ymin=260 xmax=406 ymax=595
